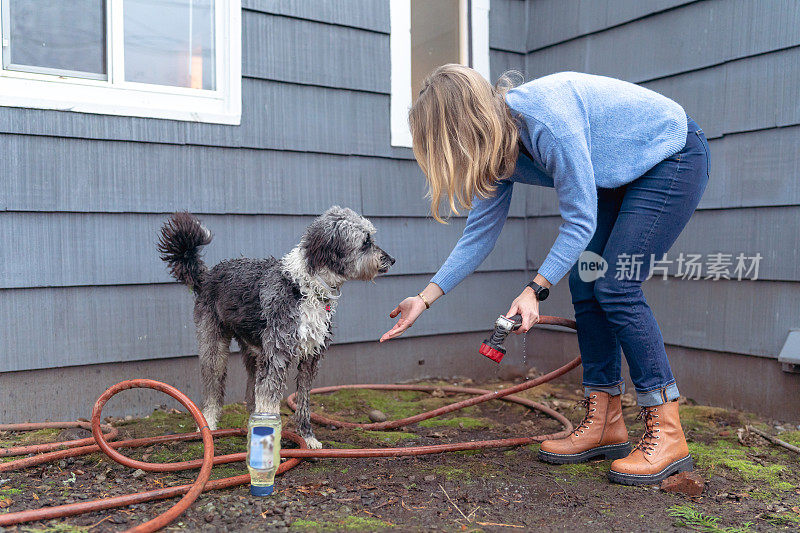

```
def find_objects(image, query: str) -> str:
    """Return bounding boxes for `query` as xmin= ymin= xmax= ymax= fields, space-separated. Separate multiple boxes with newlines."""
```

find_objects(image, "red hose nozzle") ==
xmin=479 ymin=314 xmax=522 ymax=363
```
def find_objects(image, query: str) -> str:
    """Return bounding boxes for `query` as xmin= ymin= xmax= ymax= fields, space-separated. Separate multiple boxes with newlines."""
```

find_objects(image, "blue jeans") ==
xmin=568 ymin=117 xmax=710 ymax=407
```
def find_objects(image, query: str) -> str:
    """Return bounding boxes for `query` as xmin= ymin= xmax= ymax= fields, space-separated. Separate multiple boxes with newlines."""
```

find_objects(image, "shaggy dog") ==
xmin=157 ymin=207 xmax=394 ymax=449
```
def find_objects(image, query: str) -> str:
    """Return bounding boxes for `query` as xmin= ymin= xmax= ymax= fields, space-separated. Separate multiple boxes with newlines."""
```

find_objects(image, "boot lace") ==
xmin=572 ymin=395 xmax=597 ymax=436
xmin=634 ymin=406 xmax=661 ymax=455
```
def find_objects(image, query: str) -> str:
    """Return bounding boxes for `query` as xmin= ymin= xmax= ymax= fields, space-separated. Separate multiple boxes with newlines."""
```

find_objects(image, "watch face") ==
xmin=538 ymin=287 xmax=550 ymax=301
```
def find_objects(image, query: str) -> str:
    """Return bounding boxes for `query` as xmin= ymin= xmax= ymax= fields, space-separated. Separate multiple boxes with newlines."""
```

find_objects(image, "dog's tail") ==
xmin=157 ymin=212 xmax=213 ymax=293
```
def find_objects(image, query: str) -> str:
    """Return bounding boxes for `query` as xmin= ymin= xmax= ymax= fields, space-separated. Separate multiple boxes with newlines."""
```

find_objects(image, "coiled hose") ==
xmin=0 ymin=316 xmax=580 ymax=532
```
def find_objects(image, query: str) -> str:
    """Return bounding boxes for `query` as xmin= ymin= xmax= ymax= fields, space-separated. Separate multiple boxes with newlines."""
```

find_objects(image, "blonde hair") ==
xmin=410 ymin=64 xmax=520 ymax=223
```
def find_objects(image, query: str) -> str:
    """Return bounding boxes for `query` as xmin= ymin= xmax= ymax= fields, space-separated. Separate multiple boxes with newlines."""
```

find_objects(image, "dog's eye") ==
xmin=362 ymin=236 xmax=372 ymax=250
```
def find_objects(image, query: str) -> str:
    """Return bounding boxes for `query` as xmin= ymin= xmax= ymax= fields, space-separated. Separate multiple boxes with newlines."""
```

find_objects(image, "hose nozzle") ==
xmin=479 ymin=314 xmax=522 ymax=363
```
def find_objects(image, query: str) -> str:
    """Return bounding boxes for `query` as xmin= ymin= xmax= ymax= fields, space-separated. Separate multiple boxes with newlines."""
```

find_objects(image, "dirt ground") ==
xmin=1 ymin=375 xmax=799 ymax=532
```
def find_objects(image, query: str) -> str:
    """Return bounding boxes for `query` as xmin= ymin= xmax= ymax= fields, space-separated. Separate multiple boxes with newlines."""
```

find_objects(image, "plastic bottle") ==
xmin=247 ymin=412 xmax=281 ymax=496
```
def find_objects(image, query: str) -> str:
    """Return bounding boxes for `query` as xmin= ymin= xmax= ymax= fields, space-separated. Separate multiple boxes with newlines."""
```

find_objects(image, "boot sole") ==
xmin=538 ymin=442 xmax=632 ymax=464
xmin=607 ymin=454 xmax=694 ymax=486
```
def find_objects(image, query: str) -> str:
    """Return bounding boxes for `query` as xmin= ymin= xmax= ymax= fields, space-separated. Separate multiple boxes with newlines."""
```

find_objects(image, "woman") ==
xmin=379 ymin=65 xmax=709 ymax=485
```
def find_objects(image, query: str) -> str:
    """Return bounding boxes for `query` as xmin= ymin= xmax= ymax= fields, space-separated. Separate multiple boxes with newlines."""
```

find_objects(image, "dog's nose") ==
xmin=387 ymin=255 xmax=396 ymax=265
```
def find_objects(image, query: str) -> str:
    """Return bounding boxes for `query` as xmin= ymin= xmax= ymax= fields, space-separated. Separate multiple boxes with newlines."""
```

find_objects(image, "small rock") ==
xmin=58 ymin=460 xmax=67 ymax=468
xmin=424 ymin=475 xmax=436 ymax=482
xmin=660 ymin=471 xmax=705 ymax=496
xmin=339 ymin=505 xmax=352 ymax=515
xmin=407 ymin=475 xmax=416 ymax=483
xmin=431 ymin=389 xmax=445 ymax=398
xmin=368 ymin=409 xmax=387 ymax=423
xmin=125 ymin=415 xmax=134 ymax=422
xmin=96 ymin=474 xmax=107 ymax=483
xmin=132 ymin=469 xmax=146 ymax=479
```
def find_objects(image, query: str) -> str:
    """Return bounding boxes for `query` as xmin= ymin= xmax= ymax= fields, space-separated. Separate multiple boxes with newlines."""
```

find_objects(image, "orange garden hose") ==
xmin=0 ymin=316 xmax=580 ymax=532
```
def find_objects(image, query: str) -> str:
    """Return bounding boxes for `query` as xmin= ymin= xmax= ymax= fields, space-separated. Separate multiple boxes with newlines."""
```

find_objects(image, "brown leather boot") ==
xmin=538 ymin=391 xmax=631 ymax=464
xmin=608 ymin=400 xmax=693 ymax=485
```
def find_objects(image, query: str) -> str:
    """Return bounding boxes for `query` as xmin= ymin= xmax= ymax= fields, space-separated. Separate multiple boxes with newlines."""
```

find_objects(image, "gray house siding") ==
xmin=522 ymin=0 xmax=800 ymax=364
xmin=2 ymin=0 xmax=797 ymax=421
xmin=0 ymin=1 xmax=529 ymax=384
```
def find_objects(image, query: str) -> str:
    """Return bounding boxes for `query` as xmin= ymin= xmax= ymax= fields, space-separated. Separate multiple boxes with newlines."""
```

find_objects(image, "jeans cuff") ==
xmin=636 ymin=382 xmax=680 ymax=407
xmin=584 ymin=381 xmax=625 ymax=397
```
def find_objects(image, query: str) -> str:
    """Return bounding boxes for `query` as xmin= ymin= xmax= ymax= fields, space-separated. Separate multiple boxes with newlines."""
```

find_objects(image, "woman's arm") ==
xmin=429 ymin=178 xmax=515 ymax=293
xmin=379 ymin=179 xmax=515 ymax=342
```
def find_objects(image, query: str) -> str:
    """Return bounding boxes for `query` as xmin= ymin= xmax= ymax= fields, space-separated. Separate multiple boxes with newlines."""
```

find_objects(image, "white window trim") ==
xmin=0 ymin=0 xmax=241 ymax=125
xmin=390 ymin=0 xmax=490 ymax=148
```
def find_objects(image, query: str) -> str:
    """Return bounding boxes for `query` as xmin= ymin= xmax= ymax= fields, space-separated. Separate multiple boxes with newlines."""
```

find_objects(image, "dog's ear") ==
xmin=302 ymin=216 xmax=348 ymax=275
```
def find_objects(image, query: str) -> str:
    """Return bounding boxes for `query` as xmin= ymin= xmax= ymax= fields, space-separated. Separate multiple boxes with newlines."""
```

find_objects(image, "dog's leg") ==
xmin=242 ymin=348 xmax=257 ymax=415
xmin=295 ymin=353 xmax=323 ymax=449
xmin=253 ymin=344 xmax=291 ymax=417
xmin=197 ymin=314 xmax=231 ymax=431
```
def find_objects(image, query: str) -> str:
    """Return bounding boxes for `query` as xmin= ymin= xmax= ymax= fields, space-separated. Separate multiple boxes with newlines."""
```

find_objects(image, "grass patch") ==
xmin=688 ymin=441 xmax=794 ymax=491
xmin=668 ymin=505 xmax=753 ymax=533
xmin=780 ymin=430 xmax=800 ymax=447
xmin=418 ymin=416 xmax=493 ymax=429
xmin=762 ymin=512 xmax=800 ymax=527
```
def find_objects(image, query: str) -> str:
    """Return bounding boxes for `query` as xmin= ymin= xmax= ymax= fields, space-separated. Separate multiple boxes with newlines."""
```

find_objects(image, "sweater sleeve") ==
xmin=429 ymin=179 xmax=514 ymax=294
xmin=536 ymin=133 xmax=598 ymax=285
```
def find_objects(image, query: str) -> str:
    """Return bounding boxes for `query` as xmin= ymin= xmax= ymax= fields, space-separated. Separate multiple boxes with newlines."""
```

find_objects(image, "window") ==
xmin=390 ymin=0 xmax=490 ymax=147
xmin=0 ymin=0 xmax=241 ymax=124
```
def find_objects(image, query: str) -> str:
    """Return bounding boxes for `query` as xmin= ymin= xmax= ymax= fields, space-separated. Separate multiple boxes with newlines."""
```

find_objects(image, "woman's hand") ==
xmin=379 ymin=296 xmax=427 ymax=342
xmin=507 ymin=286 xmax=540 ymax=334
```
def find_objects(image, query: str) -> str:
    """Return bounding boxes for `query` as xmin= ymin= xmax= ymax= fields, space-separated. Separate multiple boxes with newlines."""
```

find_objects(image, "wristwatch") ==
xmin=526 ymin=280 xmax=550 ymax=302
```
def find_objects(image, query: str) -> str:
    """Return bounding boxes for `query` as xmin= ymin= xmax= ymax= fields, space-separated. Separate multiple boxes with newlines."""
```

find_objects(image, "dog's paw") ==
xmin=304 ymin=437 xmax=323 ymax=449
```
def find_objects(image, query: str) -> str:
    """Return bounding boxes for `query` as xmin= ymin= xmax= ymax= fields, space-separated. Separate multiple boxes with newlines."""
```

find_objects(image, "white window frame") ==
xmin=390 ymin=0 xmax=490 ymax=148
xmin=0 ymin=0 xmax=241 ymax=125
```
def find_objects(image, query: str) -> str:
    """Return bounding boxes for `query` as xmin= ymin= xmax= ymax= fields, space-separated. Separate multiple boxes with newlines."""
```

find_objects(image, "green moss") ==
xmin=322 ymin=440 xmax=353 ymax=449
xmin=688 ymin=441 xmax=794 ymax=491
xmin=290 ymin=518 xmax=324 ymax=531
xmin=559 ymin=462 xmax=599 ymax=476
xmin=454 ymin=449 xmax=482 ymax=456
xmin=209 ymin=464 xmax=247 ymax=480
xmin=136 ymin=409 xmax=195 ymax=437
xmin=312 ymin=389 xmax=426 ymax=423
xmin=361 ymin=430 xmax=416 ymax=444
xmin=18 ymin=525 xmax=89 ymax=533
xmin=338 ymin=515 xmax=393 ymax=530
xmin=679 ymin=406 xmax=744 ymax=432
xmin=0 ymin=487 xmax=23 ymax=496
xmin=418 ymin=416 xmax=493 ymax=429
xmin=218 ymin=403 xmax=250 ymax=429
xmin=2 ymin=427 xmax=61 ymax=447
xmin=431 ymin=465 xmax=471 ymax=481
xmin=290 ymin=515 xmax=393 ymax=531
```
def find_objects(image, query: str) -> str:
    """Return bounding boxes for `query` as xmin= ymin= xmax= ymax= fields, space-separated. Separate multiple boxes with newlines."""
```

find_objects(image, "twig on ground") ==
xmin=87 ymin=515 xmax=113 ymax=530
xmin=439 ymin=484 xmax=469 ymax=522
xmin=475 ymin=521 xmax=525 ymax=528
xmin=747 ymin=426 xmax=800 ymax=454
xmin=551 ymin=477 xmax=569 ymax=503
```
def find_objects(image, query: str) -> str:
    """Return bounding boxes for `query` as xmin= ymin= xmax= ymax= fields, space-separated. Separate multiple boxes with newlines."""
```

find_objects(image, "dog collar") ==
xmin=313 ymin=275 xmax=341 ymax=302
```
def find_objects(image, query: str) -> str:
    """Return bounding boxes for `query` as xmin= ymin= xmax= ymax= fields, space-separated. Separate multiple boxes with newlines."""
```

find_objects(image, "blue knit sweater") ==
xmin=430 ymin=72 xmax=688 ymax=293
